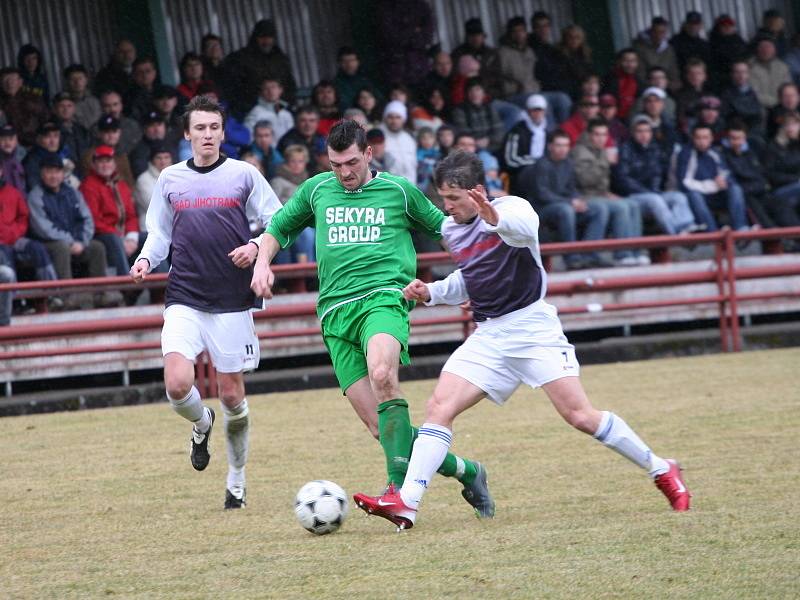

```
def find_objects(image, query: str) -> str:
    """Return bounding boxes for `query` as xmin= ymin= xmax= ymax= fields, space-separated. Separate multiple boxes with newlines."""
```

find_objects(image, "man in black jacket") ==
xmin=222 ymin=19 xmax=297 ymax=117
xmin=720 ymin=121 xmax=795 ymax=228
xmin=720 ymin=61 xmax=765 ymax=141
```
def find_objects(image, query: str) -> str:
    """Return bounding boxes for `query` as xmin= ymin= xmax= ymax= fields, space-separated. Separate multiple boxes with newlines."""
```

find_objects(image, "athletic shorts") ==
xmin=161 ymin=304 xmax=260 ymax=373
xmin=443 ymin=299 xmax=579 ymax=405
xmin=321 ymin=290 xmax=412 ymax=393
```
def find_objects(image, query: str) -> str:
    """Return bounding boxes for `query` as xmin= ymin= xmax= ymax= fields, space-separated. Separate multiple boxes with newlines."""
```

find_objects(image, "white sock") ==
xmin=224 ymin=399 xmax=250 ymax=485
xmin=400 ymin=423 xmax=452 ymax=510
xmin=594 ymin=411 xmax=669 ymax=478
xmin=168 ymin=387 xmax=210 ymax=432
xmin=227 ymin=467 xmax=245 ymax=498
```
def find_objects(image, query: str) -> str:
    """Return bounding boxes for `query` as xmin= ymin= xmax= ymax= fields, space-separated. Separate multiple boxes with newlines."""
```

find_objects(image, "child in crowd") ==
xmin=436 ymin=125 xmax=456 ymax=158
xmin=416 ymin=127 xmax=440 ymax=191
xmin=480 ymin=153 xmax=505 ymax=198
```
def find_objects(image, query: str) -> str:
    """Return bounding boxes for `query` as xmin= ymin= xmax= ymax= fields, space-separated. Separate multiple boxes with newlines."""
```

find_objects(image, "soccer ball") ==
xmin=294 ymin=480 xmax=349 ymax=535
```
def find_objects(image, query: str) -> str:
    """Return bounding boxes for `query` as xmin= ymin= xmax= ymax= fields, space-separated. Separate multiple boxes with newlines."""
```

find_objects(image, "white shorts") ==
xmin=161 ymin=304 xmax=260 ymax=373
xmin=442 ymin=299 xmax=579 ymax=405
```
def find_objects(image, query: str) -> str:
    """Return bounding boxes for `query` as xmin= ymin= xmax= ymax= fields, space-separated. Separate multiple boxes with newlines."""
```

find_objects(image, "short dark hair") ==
xmin=182 ymin=94 xmax=226 ymax=132
xmin=531 ymin=11 xmax=550 ymax=24
xmin=201 ymin=33 xmax=221 ymax=51
xmin=617 ymin=47 xmax=637 ymax=59
xmin=0 ymin=67 xmax=21 ymax=78
xmin=337 ymin=46 xmax=358 ymax=60
xmin=296 ymin=105 xmax=320 ymax=118
xmin=464 ymin=76 xmax=484 ymax=91
xmin=587 ymin=117 xmax=608 ymax=132
xmin=692 ymin=124 xmax=713 ymax=136
xmin=63 ymin=63 xmax=88 ymax=78
xmin=132 ymin=56 xmax=157 ymax=71
xmin=99 ymin=89 xmax=121 ymax=101
xmin=685 ymin=58 xmax=706 ymax=71
xmin=327 ymin=119 xmax=367 ymax=152
xmin=647 ymin=65 xmax=667 ymax=76
xmin=453 ymin=131 xmax=475 ymax=145
xmin=726 ymin=118 xmax=748 ymax=133
xmin=433 ymin=149 xmax=486 ymax=191
xmin=507 ymin=16 xmax=526 ymax=32
xmin=548 ymin=129 xmax=570 ymax=144
xmin=180 ymin=52 xmax=203 ymax=71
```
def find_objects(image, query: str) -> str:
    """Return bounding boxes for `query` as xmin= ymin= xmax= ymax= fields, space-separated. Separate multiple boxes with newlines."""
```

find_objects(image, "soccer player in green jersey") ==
xmin=251 ymin=119 xmax=493 ymax=517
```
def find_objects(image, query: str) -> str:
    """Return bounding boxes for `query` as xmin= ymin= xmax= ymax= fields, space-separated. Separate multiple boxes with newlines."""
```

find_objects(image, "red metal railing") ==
xmin=2 ymin=227 xmax=800 ymax=395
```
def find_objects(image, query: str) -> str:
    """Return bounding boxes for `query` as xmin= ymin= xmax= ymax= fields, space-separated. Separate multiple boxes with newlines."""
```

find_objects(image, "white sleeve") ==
xmin=136 ymin=171 xmax=173 ymax=271
xmin=484 ymin=196 xmax=540 ymax=248
xmin=425 ymin=269 xmax=469 ymax=306
xmin=245 ymin=165 xmax=283 ymax=246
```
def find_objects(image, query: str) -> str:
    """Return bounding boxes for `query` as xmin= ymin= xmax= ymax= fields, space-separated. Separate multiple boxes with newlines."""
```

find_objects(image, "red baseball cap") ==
xmin=93 ymin=145 xmax=115 ymax=159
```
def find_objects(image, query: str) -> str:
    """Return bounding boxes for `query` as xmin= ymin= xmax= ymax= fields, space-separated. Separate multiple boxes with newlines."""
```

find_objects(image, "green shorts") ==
xmin=321 ymin=290 xmax=412 ymax=393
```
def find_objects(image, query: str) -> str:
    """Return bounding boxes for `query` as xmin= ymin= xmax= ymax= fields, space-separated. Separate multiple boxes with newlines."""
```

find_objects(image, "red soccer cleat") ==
xmin=353 ymin=490 xmax=417 ymax=531
xmin=654 ymin=459 xmax=691 ymax=511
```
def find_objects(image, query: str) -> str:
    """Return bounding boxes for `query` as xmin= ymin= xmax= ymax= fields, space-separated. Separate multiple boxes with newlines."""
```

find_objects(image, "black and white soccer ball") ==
xmin=294 ymin=480 xmax=349 ymax=535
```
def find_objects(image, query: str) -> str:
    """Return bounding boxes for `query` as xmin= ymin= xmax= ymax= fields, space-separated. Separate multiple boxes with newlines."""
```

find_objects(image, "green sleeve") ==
xmin=403 ymin=179 xmax=445 ymax=240
xmin=265 ymin=179 xmax=315 ymax=248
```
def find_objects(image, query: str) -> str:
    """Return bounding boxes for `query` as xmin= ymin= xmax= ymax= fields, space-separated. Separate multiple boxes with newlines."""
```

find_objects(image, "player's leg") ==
xmin=365 ymin=331 xmax=484 ymax=491
xmin=161 ymin=306 xmax=214 ymax=470
xmin=343 ymin=376 xmax=380 ymax=439
xmin=542 ymin=375 xmax=690 ymax=510
xmin=354 ymin=371 xmax=488 ymax=529
xmin=401 ymin=372 xmax=485 ymax=509
xmin=216 ymin=371 xmax=249 ymax=509
xmin=204 ymin=309 xmax=260 ymax=509
xmin=365 ymin=332 xmax=415 ymax=487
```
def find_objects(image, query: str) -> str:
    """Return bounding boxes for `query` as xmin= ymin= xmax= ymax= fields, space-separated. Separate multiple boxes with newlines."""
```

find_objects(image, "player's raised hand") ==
xmin=130 ymin=258 xmax=149 ymax=283
xmin=403 ymin=279 xmax=431 ymax=303
xmin=229 ymin=243 xmax=258 ymax=268
xmin=250 ymin=263 xmax=275 ymax=299
xmin=467 ymin=186 xmax=499 ymax=226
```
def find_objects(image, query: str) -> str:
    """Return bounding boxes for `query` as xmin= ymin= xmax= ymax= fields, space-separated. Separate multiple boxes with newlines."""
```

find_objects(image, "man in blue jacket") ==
xmin=673 ymin=124 xmax=748 ymax=231
xmin=26 ymin=154 xmax=107 ymax=281
xmin=615 ymin=115 xmax=696 ymax=234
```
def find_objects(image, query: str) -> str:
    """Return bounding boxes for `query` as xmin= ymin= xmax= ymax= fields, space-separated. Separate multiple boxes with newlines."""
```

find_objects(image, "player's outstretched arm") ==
xmin=403 ymin=279 xmax=431 ymax=303
xmin=250 ymin=233 xmax=281 ymax=299
xmin=130 ymin=258 xmax=150 ymax=283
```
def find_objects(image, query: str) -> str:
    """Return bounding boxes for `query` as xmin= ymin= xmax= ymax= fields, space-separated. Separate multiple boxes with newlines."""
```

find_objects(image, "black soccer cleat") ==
xmin=190 ymin=407 xmax=215 ymax=471
xmin=225 ymin=487 xmax=247 ymax=510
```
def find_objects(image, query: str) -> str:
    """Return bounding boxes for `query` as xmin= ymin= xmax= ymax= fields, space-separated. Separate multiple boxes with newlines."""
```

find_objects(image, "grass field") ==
xmin=2 ymin=348 xmax=799 ymax=599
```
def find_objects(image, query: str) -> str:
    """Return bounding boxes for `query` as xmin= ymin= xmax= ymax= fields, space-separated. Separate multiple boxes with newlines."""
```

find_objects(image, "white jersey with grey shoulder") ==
xmin=137 ymin=156 xmax=281 ymax=313
xmin=426 ymin=195 xmax=547 ymax=321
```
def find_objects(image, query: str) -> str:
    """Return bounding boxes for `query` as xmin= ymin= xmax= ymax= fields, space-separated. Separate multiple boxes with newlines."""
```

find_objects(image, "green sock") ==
xmin=377 ymin=399 xmax=414 ymax=486
xmin=411 ymin=426 xmax=479 ymax=485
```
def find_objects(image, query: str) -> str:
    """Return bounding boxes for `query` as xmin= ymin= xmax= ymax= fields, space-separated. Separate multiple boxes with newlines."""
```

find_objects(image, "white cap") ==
xmin=383 ymin=100 xmax=408 ymax=121
xmin=642 ymin=86 xmax=667 ymax=99
xmin=526 ymin=94 xmax=547 ymax=110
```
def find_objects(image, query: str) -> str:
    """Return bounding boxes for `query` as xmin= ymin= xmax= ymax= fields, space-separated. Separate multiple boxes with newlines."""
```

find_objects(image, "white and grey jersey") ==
xmin=137 ymin=156 xmax=281 ymax=313
xmin=426 ymin=196 xmax=547 ymax=321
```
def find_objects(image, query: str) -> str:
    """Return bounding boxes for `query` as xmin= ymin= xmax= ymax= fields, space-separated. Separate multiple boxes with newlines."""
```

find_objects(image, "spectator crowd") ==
xmin=2 ymin=8 xmax=800 ymax=325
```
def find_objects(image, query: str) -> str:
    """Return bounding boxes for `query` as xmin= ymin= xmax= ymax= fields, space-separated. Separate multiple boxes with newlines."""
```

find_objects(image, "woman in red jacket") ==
xmin=79 ymin=145 xmax=139 ymax=276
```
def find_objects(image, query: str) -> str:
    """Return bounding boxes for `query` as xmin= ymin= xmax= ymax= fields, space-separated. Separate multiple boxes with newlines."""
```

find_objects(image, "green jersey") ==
xmin=267 ymin=171 xmax=444 ymax=321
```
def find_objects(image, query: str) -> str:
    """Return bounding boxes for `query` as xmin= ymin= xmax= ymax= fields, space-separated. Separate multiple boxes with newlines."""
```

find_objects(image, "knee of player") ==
xmin=368 ymin=363 xmax=398 ymax=394
xmin=218 ymin=385 xmax=244 ymax=408
xmin=425 ymin=391 xmax=454 ymax=424
xmin=564 ymin=407 xmax=601 ymax=434
xmin=165 ymin=378 xmax=193 ymax=401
